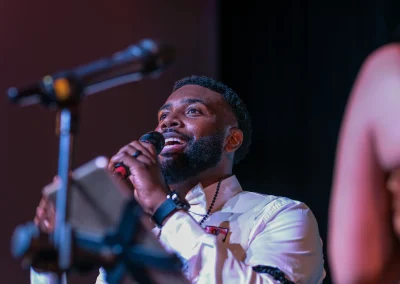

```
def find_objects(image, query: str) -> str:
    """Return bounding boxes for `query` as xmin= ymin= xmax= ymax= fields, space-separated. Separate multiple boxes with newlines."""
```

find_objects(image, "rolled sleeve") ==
xmin=246 ymin=201 xmax=326 ymax=283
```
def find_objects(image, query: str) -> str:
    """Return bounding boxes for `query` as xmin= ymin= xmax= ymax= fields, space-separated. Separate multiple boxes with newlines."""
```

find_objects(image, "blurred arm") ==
xmin=328 ymin=43 xmax=400 ymax=283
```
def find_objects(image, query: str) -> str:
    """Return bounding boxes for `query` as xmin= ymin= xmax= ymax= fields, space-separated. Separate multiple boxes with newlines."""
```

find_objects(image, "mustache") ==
xmin=161 ymin=128 xmax=192 ymax=141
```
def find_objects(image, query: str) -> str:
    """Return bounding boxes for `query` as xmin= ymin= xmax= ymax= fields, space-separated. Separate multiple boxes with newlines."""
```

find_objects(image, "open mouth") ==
xmin=162 ymin=137 xmax=187 ymax=153
xmin=165 ymin=137 xmax=185 ymax=146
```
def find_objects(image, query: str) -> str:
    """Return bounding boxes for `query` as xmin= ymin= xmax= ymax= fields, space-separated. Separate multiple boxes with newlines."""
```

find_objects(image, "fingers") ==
xmin=34 ymin=196 xmax=55 ymax=233
xmin=35 ymin=205 xmax=45 ymax=221
xmin=110 ymin=151 xmax=152 ymax=170
xmin=109 ymin=140 xmax=158 ymax=171
xmin=135 ymin=140 xmax=157 ymax=157
xmin=118 ymin=141 xmax=157 ymax=163
xmin=38 ymin=196 xmax=48 ymax=208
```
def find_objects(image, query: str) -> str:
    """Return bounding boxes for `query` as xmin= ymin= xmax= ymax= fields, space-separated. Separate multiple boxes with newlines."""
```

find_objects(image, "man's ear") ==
xmin=225 ymin=127 xmax=243 ymax=153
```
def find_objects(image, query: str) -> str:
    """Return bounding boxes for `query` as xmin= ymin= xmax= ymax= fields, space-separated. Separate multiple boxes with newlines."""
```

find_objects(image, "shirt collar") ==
xmin=185 ymin=175 xmax=243 ymax=216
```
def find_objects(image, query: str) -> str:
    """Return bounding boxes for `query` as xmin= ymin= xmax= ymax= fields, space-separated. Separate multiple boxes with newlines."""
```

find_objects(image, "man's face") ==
xmin=155 ymin=84 xmax=235 ymax=184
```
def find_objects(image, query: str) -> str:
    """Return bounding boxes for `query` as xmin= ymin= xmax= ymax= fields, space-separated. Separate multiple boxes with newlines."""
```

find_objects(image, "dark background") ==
xmin=1 ymin=1 xmax=399 ymax=283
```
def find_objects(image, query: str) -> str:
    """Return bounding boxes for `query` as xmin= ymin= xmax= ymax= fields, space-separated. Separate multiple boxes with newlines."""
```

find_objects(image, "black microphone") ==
xmin=114 ymin=131 xmax=165 ymax=179
xmin=7 ymin=39 xmax=175 ymax=107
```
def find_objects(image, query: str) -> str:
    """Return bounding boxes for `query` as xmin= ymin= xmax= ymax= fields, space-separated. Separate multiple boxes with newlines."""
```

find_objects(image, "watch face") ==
xmin=169 ymin=191 xmax=190 ymax=210
xmin=171 ymin=193 xmax=179 ymax=201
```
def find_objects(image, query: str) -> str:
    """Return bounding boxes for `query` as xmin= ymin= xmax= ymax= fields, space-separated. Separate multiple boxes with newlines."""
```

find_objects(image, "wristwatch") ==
xmin=152 ymin=191 xmax=190 ymax=228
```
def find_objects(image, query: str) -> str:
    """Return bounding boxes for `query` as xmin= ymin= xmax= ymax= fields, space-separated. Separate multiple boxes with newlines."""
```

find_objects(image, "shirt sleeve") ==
xmin=160 ymin=200 xmax=325 ymax=284
xmin=30 ymin=269 xmax=66 ymax=284
xmin=95 ymin=268 xmax=108 ymax=283
xmin=30 ymin=268 xmax=106 ymax=284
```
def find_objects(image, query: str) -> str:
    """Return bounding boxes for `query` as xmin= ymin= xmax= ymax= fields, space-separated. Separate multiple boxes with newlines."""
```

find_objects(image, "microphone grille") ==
xmin=139 ymin=131 xmax=165 ymax=154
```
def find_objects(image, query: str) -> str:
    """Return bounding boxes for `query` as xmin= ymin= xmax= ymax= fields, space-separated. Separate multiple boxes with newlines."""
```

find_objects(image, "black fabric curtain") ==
xmin=219 ymin=1 xmax=399 ymax=282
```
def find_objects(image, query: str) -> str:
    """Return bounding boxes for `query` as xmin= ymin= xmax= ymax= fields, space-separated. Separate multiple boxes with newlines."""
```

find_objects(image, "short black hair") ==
xmin=173 ymin=75 xmax=252 ymax=164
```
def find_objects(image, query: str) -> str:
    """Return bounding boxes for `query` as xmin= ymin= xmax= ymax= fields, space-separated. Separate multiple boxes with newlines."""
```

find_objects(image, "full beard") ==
xmin=160 ymin=132 xmax=225 ymax=185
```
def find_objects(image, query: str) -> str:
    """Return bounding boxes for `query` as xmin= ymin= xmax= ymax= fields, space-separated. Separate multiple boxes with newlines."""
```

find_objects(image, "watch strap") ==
xmin=151 ymin=191 xmax=190 ymax=228
xmin=152 ymin=198 xmax=178 ymax=228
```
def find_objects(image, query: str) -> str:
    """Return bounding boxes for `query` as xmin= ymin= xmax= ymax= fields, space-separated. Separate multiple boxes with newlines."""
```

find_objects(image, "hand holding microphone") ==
xmin=109 ymin=131 xmax=168 ymax=214
xmin=113 ymin=131 xmax=165 ymax=179
xmin=32 ymin=131 xmax=166 ymax=235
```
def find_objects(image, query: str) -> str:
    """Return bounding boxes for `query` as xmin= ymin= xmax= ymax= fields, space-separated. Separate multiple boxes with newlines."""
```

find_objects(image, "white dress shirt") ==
xmin=31 ymin=175 xmax=326 ymax=283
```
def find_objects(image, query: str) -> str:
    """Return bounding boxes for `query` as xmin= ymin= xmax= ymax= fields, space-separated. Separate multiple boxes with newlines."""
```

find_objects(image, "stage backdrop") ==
xmin=0 ymin=1 xmax=218 ymax=283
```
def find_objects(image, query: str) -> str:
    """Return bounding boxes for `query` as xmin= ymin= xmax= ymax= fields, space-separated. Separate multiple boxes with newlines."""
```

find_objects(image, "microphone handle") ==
xmin=113 ymin=163 xmax=130 ymax=179
xmin=112 ymin=131 xmax=165 ymax=180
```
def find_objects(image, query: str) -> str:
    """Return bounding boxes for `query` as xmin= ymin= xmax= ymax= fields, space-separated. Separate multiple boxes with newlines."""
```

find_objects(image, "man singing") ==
xmin=32 ymin=75 xmax=325 ymax=283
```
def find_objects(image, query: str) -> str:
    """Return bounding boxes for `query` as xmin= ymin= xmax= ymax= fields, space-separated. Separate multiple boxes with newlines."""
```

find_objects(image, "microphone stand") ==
xmin=10 ymin=75 xmax=187 ymax=284
xmin=46 ymin=76 xmax=82 ymax=284
xmin=53 ymin=110 xmax=75 ymax=283
xmin=8 ymin=39 xmax=187 ymax=284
